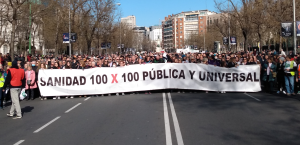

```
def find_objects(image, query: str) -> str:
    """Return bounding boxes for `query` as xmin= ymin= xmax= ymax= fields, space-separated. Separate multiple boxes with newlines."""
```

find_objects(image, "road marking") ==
xmin=65 ymin=103 xmax=82 ymax=113
xmin=33 ymin=116 xmax=61 ymax=133
xmin=167 ymin=93 xmax=184 ymax=145
xmin=244 ymin=93 xmax=261 ymax=101
xmin=163 ymin=93 xmax=172 ymax=145
xmin=14 ymin=140 xmax=25 ymax=145
xmin=84 ymin=97 xmax=91 ymax=101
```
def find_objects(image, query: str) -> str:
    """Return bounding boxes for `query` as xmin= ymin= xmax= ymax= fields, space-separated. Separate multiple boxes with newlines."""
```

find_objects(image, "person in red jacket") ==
xmin=3 ymin=59 xmax=25 ymax=119
xmin=27 ymin=54 xmax=31 ymax=62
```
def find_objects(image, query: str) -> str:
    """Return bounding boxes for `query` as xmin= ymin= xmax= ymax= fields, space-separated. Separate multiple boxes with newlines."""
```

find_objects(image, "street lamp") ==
xmin=228 ymin=0 xmax=231 ymax=52
xmin=69 ymin=0 xmax=71 ymax=56
xmin=293 ymin=0 xmax=296 ymax=53
xmin=29 ymin=0 xmax=32 ymax=54
xmin=117 ymin=3 xmax=121 ymax=55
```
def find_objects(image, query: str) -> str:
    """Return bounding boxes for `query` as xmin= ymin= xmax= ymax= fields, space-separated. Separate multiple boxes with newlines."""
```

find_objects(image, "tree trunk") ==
xmin=54 ymin=9 xmax=59 ymax=56
xmin=86 ymin=39 xmax=91 ymax=55
xmin=258 ymin=30 xmax=262 ymax=52
xmin=268 ymin=38 xmax=271 ymax=50
xmin=243 ymin=32 xmax=247 ymax=52
xmin=33 ymin=28 xmax=36 ymax=55
xmin=10 ymin=8 xmax=17 ymax=60
xmin=280 ymin=35 xmax=282 ymax=51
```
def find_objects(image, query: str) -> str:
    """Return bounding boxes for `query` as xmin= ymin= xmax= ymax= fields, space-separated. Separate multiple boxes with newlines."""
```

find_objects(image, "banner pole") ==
xmin=293 ymin=0 xmax=297 ymax=54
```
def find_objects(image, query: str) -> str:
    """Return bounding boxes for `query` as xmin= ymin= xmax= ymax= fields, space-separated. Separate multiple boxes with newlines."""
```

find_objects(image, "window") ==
xmin=180 ymin=19 xmax=182 ymax=21
xmin=180 ymin=26 xmax=182 ymax=29
xmin=200 ymin=17 xmax=203 ymax=19
xmin=200 ymin=21 xmax=203 ymax=24
xmin=180 ymin=36 xmax=182 ymax=38
xmin=180 ymin=31 xmax=182 ymax=34
xmin=200 ymin=26 xmax=203 ymax=28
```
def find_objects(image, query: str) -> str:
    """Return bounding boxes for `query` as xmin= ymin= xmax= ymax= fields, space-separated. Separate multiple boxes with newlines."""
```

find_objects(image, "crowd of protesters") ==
xmin=0 ymin=48 xmax=299 ymax=112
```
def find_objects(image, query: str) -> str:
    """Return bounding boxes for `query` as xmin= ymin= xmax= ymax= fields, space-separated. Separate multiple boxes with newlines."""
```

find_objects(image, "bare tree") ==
xmin=1 ymin=0 xmax=28 ymax=58
xmin=215 ymin=0 xmax=254 ymax=51
xmin=82 ymin=0 xmax=116 ymax=54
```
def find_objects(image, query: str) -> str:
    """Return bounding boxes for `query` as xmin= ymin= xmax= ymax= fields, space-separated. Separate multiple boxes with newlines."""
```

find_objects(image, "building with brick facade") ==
xmin=162 ymin=10 xmax=220 ymax=52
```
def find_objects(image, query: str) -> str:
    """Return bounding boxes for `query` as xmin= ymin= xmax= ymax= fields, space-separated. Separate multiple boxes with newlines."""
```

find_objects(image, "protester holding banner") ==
xmin=65 ymin=61 xmax=72 ymax=69
xmin=38 ymin=63 xmax=47 ymax=100
xmin=262 ymin=58 xmax=277 ymax=94
xmin=25 ymin=65 xmax=37 ymax=100
xmin=52 ymin=62 xmax=61 ymax=99
xmin=227 ymin=57 xmax=238 ymax=68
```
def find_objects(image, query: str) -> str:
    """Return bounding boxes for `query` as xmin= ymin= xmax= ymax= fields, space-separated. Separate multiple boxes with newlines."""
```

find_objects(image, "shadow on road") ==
xmin=22 ymin=106 xmax=34 ymax=116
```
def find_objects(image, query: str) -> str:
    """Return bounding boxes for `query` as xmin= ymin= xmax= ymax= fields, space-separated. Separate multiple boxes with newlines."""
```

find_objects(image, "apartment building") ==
xmin=121 ymin=15 xmax=136 ymax=28
xmin=149 ymin=25 xmax=162 ymax=42
xmin=149 ymin=25 xmax=162 ymax=52
xmin=133 ymin=26 xmax=148 ymax=50
xmin=162 ymin=10 xmax=219 ymax=51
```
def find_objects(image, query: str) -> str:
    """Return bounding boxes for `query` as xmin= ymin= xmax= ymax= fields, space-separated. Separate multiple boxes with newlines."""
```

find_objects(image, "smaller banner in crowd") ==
xmin=281 ymin=22 xmax=293 ymax=37
xmin=297 ymin=21 xmax=300 ymax=37
xmin=38 ymin=64 xmax=261 ymax=96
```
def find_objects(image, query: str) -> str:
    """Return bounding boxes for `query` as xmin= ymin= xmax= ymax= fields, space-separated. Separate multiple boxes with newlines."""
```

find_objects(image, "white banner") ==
xmin=38 ymin=64 xmax=261 ymax=96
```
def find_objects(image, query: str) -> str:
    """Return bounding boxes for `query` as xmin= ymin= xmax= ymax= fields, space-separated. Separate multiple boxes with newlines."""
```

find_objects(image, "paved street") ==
xmin=1 ymin=91 xmax=300 ymax=145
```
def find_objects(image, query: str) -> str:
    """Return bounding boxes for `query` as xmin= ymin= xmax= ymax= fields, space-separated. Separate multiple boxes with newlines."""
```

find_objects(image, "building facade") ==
xmin=162 ymin=10 xmax=219 ymax=52
xmin=149 ymin=25 xmax=162 ymax=52
xmin=133 ymin=26 xmax=147 ymax=51
xmin=0 ymin=1 xmax=45 ymax=55
xmin=149 ymin=25 xmax=162 ymax=41
xmin=121 ymin=15 xmax=136 ymax=28
xmin=0 ymin=22 xmax=45 ymax=55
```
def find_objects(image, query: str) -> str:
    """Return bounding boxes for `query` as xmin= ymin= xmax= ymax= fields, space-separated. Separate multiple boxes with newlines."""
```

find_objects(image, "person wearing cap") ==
xmin=3 ymin=59 xmax=25 ymax=119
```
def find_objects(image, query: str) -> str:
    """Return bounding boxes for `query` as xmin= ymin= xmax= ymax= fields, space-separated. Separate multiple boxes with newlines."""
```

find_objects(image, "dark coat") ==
xmin=276 ymin=62 xmax=285 ymax=82
xmin=227 ymin=62 xmax=236 ymax=68
xmin=262 ymin=63 xmax=277 ymax=82
xmin=153 ymin=58 xmax=164 ymax=63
